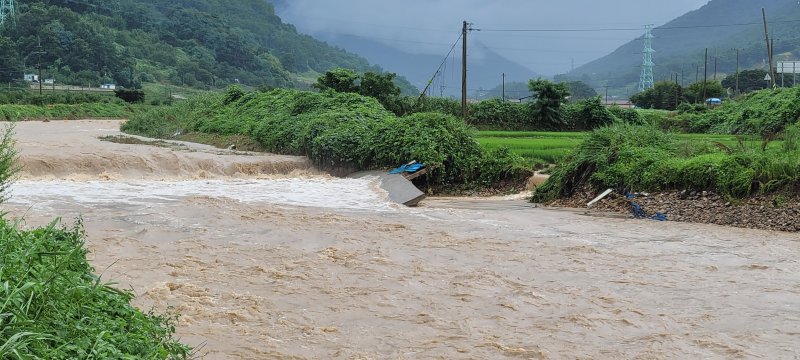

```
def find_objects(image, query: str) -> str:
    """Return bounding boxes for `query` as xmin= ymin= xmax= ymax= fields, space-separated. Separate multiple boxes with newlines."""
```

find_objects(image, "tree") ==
xmin=114 ymin=88 xmax=145 ymax=103
xmin=359 ymin=72 xmax=400 ymax=103
xmin=312 ymin=68 xmax=359 ymax=93
xmin=683 ymin=81 xmax=724 ymax=104
xmin=721 ymin=69 xmax=769 ymax=94
xmin=529 ymin=79 xmax=570 ymax=127
xmin=630 ymin=81 xmax=682 ymax=110
xmin=0 ymin=37 xmax=20 ymax=83
xmin=564 ymin=81 xmax=598 ymax=101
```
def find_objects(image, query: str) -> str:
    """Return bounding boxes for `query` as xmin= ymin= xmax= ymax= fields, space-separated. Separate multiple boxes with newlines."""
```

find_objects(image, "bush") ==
xmin=688 ymin=86 xmax=800 ymax=135
xmin=114 ymin=88 xmax=146 ymax=104
xmin=562 ymin=97 xmax=615 ymax=130
xmin=123 ymin=89 xmax=531 ymax=186
xmin=532 ymin=123 xmax=800 ymax=202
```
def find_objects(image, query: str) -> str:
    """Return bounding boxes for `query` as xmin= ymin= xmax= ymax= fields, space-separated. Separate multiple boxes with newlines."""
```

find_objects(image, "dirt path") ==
xmin=3 ymin=121 xmax=799 ymax=359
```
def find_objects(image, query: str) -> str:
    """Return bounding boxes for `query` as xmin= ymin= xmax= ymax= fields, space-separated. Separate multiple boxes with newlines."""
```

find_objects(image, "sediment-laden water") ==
xmin=3 ymin=121 xmax=799 ymax=359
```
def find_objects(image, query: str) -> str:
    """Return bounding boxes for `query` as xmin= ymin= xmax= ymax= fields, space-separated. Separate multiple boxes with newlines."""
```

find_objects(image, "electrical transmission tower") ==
xmin=0 ymin=0 xmax=15 ymax=29
xmin=638 ymin=24 xmax=655 ymax=92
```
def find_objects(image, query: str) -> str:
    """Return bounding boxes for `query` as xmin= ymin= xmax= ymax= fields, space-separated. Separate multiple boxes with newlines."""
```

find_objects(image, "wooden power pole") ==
xmin=703 ymin=48 xmax=708 ymax=103
xmin=763 ymin=7 xmax=777 ymax=88
xmin=502 ymin=73 xmax=505 ymax=102
xmin=461 ymin=20 xmax=468 ymax=122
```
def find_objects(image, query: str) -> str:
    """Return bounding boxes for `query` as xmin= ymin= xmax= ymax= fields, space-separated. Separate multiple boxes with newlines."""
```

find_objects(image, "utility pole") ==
xmin=604 ymin=85 xmax=609 ymax=105
xmin=461 ymin=20 xmax=468 ymax=122
xmin=713 ymin=56 xmax=717 ymax=80
xmin=36 ymin=40 xmax=43 ymax=96
xmin=502 ymin=73 xmax=505 ymax=102
xmin=703 ymin=48 xmax=708 ymax=103
xmin=695 ymin=63 xmax=699 ymax=83
xmin=763 ymin=7 xmax=776 ymax=88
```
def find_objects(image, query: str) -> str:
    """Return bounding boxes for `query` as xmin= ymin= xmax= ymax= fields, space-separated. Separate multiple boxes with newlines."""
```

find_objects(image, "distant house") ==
xmin=43 ymin=79 xmax=55 ymax=85
xmin=23 ymin=74 xmax=39 ymax=82
xmin=100 ymin=83 xmax=116 ymax=90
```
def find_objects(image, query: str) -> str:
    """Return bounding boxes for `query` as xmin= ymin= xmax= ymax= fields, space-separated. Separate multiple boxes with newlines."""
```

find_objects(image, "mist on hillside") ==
xmin=276 ymin=0 xmax=709 ymax=79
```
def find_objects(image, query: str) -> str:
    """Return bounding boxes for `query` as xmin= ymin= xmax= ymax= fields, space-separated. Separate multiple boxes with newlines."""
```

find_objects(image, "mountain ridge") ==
xmin=567 ymin=0 xmax=800 ymax=93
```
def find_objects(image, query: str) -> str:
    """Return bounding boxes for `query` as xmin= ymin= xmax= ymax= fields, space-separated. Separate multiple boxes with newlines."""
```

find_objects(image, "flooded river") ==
xmin=3 ymin=121 xmax=799 ymax=359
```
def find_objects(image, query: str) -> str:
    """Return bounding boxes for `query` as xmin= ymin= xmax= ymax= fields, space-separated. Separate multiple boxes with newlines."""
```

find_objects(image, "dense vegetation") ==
xmin=0 ymin=0 xmax=413 ymax=90
xmin=630 ymin=80 xmax=725 ymax=110
xmin=688 ymin=86 xmax=800 ymax=135
xmin=533 ymin=123 xmax=800 ymax=202
xmin=417 ymin=96 xmax=635 ymax=131
xmin=122 ymin=87 xmax=531 ymax=186
xmin=0 ymin=102 xmax=137 ymax=120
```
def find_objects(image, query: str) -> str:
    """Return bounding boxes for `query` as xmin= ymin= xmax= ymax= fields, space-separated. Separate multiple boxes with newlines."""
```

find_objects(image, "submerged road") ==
xmin=3 ymin=121 xmax=799 ymax=359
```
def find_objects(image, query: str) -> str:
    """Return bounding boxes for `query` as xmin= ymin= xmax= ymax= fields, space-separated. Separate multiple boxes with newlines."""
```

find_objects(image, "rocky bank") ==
xmin=548 ymin=189 xmax=800 ymax=232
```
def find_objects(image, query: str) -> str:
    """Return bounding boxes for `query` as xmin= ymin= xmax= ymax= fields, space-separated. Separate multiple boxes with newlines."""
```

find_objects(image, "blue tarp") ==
xmin=389 ymin=162 xmax=425 ymax=174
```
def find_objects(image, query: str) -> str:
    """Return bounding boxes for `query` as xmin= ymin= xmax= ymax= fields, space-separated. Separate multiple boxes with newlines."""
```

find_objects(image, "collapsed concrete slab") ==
xmin=348 ymin=170 xmax=426 ymax=207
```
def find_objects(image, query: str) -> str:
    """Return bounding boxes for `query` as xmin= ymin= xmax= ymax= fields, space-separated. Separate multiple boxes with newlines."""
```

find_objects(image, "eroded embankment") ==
xmin=11 ymin=120 xmax=314 ymax=180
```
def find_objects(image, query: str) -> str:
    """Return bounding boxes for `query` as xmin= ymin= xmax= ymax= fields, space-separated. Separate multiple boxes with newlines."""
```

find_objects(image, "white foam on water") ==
xmin=8 ymin=177 xmax=396 ymax=212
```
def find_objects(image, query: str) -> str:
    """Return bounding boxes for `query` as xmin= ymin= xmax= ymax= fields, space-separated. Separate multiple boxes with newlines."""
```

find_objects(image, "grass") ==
xmin=0 ymin=218 xmax=191 ymax=359
xmin=477 ymin=130 xmax=780 ymax=165
xmin=532 ymin=123 xmax=800 ymax=202
xmin=0 ymin=103 xmax=143 ymax=120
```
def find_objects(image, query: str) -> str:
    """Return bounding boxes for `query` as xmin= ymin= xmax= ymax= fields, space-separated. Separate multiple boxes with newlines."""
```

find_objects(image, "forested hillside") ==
xmin=0 ymin=0 xmax=397 ymax=89
xmin=567 ymin=0 xmax=800 ymax=92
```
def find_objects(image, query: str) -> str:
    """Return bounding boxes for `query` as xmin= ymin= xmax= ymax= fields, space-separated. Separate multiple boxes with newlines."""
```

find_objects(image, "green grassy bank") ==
xmin=0 ymin=219 xmax=190 ymax=359
xmin=533 ymin=123 xmax=800 ymax=202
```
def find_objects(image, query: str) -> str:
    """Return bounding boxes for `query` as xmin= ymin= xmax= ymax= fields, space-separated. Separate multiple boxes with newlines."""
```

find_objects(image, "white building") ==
xmin=23 ymin=74 xmax=39 ymax=82
xmin=100 ymin=84 xmax=116 ymax=90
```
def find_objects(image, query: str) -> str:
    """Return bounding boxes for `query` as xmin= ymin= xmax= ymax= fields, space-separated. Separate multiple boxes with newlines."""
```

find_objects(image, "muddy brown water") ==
xmin=3 ymin=121 xmax=800 ymax=359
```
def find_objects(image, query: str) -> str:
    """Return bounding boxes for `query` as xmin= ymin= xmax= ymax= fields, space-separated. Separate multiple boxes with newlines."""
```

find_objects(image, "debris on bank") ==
xmin=549 ymin=189 xmax=800 ymax=232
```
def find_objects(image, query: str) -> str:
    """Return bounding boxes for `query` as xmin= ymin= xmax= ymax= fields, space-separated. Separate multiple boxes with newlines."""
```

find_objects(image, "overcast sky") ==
xmin=278 ymin=0 xmax=711 ymax=75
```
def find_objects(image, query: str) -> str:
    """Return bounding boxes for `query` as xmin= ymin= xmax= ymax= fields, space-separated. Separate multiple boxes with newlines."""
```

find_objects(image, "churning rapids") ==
xmin=3 ymin=120 xmax=799 ymax=359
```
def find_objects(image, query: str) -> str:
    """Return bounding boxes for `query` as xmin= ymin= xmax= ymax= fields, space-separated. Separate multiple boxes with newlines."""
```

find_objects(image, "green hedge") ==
xmin=123 ymin=88 xmax=531 ymax=185
xmin=0 ymin=103 xmax=136 ymax=120
xmin=417 ymin=96 xmax=635 ymax=131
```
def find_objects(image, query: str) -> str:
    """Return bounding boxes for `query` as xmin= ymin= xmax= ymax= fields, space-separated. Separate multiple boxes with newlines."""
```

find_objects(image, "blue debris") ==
xmin=626 ymin=192 xmax=668 ymax=222
xmin=389 ymin=162 xmax=425 ymax=175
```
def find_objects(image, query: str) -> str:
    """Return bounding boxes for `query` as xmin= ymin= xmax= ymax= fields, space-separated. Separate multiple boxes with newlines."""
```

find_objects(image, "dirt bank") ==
xmin=549 ymin=189 xmax=800 ymax=232
xmin=3 ymin=121 xmax=800 ymax=359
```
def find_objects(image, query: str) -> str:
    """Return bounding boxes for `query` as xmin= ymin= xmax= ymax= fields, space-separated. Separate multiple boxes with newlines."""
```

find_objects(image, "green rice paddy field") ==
xmin=477 ymin=131 xmax=776 ymax=165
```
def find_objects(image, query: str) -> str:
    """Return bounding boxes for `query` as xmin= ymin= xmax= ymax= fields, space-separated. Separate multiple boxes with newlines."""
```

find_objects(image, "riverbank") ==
xmin=547 ymin=189 xmax=800 ymax=232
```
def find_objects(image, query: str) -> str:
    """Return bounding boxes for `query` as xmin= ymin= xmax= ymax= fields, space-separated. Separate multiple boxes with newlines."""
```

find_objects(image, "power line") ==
xmin=473 ymin=19 xmax=800 ymax=33
xmin=417 ymin=32 xmax=463 ymax=104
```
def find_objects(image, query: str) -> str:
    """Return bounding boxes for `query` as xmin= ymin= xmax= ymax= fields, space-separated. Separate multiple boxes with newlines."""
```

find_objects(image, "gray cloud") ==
xmin=278 ymin=0 xmax=710 ymax=75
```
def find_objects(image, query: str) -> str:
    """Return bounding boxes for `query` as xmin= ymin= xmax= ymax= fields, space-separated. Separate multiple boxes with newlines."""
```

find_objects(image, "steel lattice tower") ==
xmin=0 ymin=0 xmax=15 ymax=29
xmin=638 ymin=24 xmax=655 ymax=92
